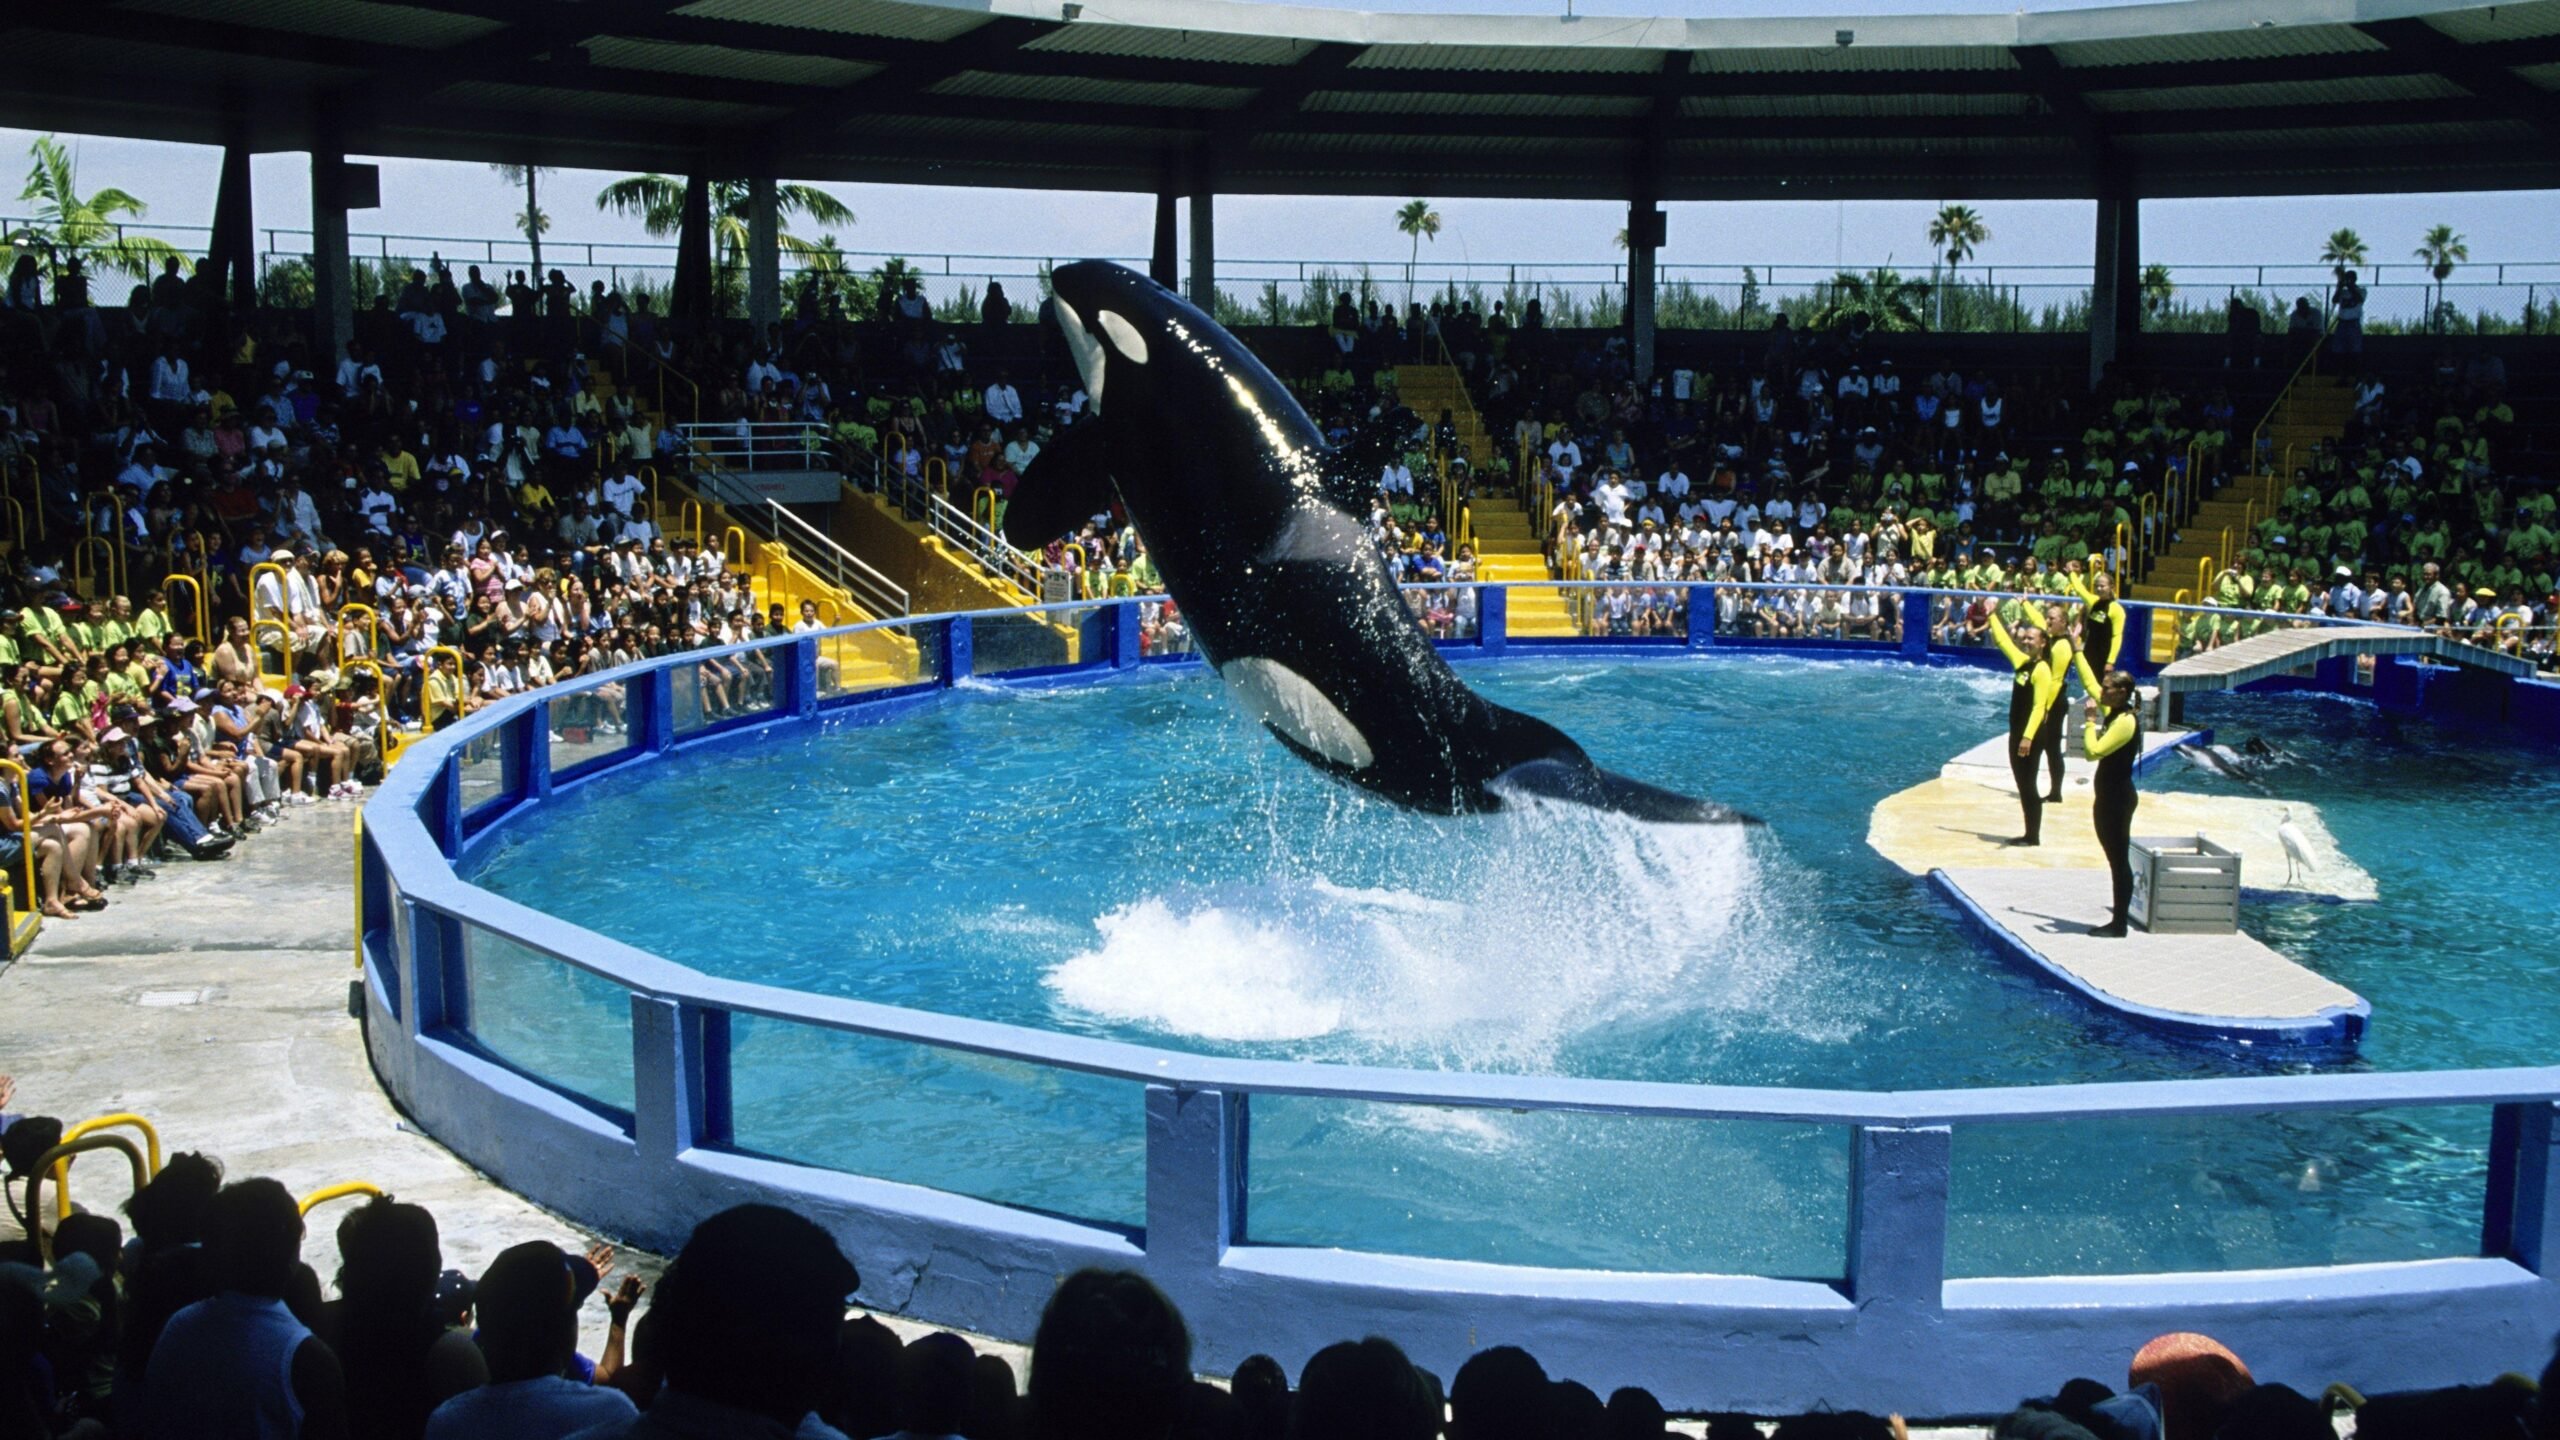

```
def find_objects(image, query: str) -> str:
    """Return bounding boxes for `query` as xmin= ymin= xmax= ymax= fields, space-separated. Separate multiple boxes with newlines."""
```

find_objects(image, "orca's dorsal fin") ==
xmin=1001 ymin=420 xmax=1117 ymax=549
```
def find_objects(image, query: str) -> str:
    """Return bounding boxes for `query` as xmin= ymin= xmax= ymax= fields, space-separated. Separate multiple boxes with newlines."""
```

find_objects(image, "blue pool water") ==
xmin=463 ymin=658 xmax=2560 ymax=1277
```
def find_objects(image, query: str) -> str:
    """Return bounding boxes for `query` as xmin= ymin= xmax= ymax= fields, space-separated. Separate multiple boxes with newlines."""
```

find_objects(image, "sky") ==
xmin=7 ymin=125 xmax=2556 ymax=305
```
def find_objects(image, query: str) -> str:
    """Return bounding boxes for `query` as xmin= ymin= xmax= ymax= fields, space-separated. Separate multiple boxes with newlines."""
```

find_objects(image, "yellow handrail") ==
xmin=2136 ymin=493 xmax=2156 ymax=577
xmin=2112 ymin=521 xmax=2131 ymax=591
xmin=247 ymin=562 xmax=290 ymax=623
xmin=71 ymin=536 xmax=119 ymax=602
xmin=0 ymin=494 xmax=23 ymax=554
xmin=925 ymin=457 xmax=950 ymax=497
xmin=50 ymin=1113 xmax=162 ymax=1221
xmin=164 ymin=573 xmax=209 ymax=641
xmin=2195 ymin=555 xmax=2215 ymax=599
xmin=423 ymin=645 xmax=469 ymax=729
xmin=10 ymin=453 xmax=44 ymax=543
xmin=651 ymin=356 xmax=702 ymax=431
xmin=720 ymin=525 xmax=748 ymax=570
xmin=250 ymin=618 xmax=294 ymax=691
xmin=299 ymin=1180 xmax=387 ymax=1217
xmin=336 ymin=603 xmax=380 ymax=668
xmin=678 ymin=499 xmax=704 ymax=551
xmin=972 ymin=486 xmax=1001 ymax=532
xmin=0 ymin=758 xmax=37 ymax=955
xmin=27 ymin=1135 xmax=147 ymax=1262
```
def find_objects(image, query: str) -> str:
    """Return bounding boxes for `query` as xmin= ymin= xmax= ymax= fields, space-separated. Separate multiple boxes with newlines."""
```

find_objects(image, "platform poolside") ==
xmin=1871 ymin=730 xmax=2377 ymax=903
xmin=1932 ymin=867 xmax=2369 ymax=1048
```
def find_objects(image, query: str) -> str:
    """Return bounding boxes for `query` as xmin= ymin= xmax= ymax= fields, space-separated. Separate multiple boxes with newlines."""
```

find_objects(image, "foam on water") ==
xmin=1045 ymin=797 xmax=1796 ymax=1071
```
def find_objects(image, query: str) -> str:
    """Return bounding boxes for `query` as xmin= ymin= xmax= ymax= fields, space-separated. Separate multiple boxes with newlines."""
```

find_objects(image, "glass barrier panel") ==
xmin=548 ymin=683 xmax=636 ymax=775
xmin=1245 ymin=1097 xmax=1848 ymax=1278
xmin=1397 ymin=584 xmax=1477 ymax=641
xmin=1134 ymin=598 xmax=1195 ymax=658
xmin=1947 ymin=1106 xmax=2493 ymax=1277
xmin=458 ymin=923 xmax=636 ymax=1115
xmin=816 ymin=623 xmax=937 ymax=697
xmin=456 ymin=714 xmax=520 ymax=815
xmin=1503 ymin=585 xmax=1580 ymax=641
xmin=664 ymin=645 xmax=784 ymax=734
xmin=974 ymin=610 xmax=1087 ymax=676
xmin=726 ymin=1015 xmax=1145 ymax=1229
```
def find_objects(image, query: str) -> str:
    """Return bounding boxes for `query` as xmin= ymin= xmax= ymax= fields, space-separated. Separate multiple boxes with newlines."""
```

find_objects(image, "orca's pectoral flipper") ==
xmin=1001 ymin=421 xmax=1118 ymax=549
xmin=1481 ymin=700 xmax=1758 ymax=826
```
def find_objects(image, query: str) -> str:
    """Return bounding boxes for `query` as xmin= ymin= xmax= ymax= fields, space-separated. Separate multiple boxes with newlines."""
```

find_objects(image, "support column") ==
xmin=2089 ymin=184 xmax=2140 ymax=388
xmin=1627 ymin=199 xmax=1663 ymax=385
xmin=672 ymin=173 xmax=714 ymax=333
xmin=210 ymin=141 xmax=256 ymax=317
xmin=746 ymin=169 xmax=781 ymax=336
xmin=309 ymin=103 xmax=356 ymax=366
xmin=1150 ymin=185 xmax=1179 ymax=291
xmin=1186 ymin=187 xmax=1215 ymax=314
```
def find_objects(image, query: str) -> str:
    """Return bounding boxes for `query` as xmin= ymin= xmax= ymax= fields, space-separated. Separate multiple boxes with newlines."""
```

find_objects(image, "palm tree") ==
xmin=2413 ymin=223 xmax=2468 ymax=331
xmin=2139 ymin=263 xmax=2176 ymax=320
xmin=594 ymin=175 xmax=857 ymax=314
xmin=1394 ymin=199 xmax=1441 ymax=309
xmin=1810 ymin=269 xmax=1931 ymax=333
xmin=1925 ymin=203 xmax=1988 ymax=328
xmin=489 ymin=164 xmax=554 ymax=278
xmin=2317 ymin=228 xmax=2367 ymax=270
xmin=5 ymin=135 xmax=190 ymax=282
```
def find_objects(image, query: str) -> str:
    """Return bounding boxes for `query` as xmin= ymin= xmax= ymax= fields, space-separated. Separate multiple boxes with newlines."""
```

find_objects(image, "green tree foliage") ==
xmin=593 ymin=174 xmax=856 ymax=315
xmin=1393 ymin=199 xmax=1441 ymax=309
xmin=5 ymin=135 xmax=191 ymax=283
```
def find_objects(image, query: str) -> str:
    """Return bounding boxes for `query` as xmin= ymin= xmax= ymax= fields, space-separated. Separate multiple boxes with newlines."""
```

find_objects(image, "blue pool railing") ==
xmin=358 ymin=584 xmax=2560 ymax=1417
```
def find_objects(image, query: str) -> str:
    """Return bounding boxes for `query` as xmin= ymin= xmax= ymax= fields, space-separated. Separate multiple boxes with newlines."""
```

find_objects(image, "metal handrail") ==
xmin=0 ymin=758 xmax=37 ymax=954
xmin=750 ymin=493 xmax=910 ymax=619
xmin=927 ymin=489 xmax=1041 ymax=599
xmin=164 ymin=573 xmax=208 ymax=641
xmin=300 ymin=1180 xmax=388 ymax=1216
xmin=50 ymin=1112 xmax=162 ymax=1221
xmin=26 ymin=1135 xmax=146 ymax=1263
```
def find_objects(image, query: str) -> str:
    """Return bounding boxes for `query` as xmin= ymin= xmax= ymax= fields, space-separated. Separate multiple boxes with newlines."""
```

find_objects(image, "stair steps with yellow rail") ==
xmin=1392 ymin=364 xmax=1497 ymax=475
xmin=2130 ymin=374 xmax=2352 ymax=661
xmin=659 ymin=471 xmax=921 ymax=691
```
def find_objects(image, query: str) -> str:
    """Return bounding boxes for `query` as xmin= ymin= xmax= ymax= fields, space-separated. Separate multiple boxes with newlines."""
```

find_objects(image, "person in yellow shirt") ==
xmin=423 ymin=653 xmax=465 ymax=731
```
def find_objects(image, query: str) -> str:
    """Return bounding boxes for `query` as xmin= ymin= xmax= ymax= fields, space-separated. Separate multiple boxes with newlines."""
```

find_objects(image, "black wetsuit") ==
xmin=2090 ymin=702 xmax=2142 ymax=928
xmin=2035 ymin=638 xmax=2073 ymax=801
xmin=2007 ymin=668 xmax=2044 ymax=844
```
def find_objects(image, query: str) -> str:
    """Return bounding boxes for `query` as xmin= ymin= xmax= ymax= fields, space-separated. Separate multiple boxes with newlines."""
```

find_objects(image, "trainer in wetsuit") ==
xmin=2033 ymin=600 xmax=2078 ymax=804
xmin=2062 ymin=557 xmax=2127 ymax=692
xmin=2076 ymin=650 xmax=2142 ymax=937
xmin=1988 ymin=606 xmax=2062 ymax=847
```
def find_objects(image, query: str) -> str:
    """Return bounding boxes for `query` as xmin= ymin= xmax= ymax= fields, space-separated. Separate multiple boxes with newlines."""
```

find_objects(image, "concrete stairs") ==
xmin=1396 ymin=365 xmax=1581 ymax=637
xmin=2128 ymin=374 xmax=2352 ymax=660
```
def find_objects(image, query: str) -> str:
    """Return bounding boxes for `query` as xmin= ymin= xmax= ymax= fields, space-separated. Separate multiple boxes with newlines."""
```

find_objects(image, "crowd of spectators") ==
xmin=3 ymin=1071 xmax=2554 ymax=1440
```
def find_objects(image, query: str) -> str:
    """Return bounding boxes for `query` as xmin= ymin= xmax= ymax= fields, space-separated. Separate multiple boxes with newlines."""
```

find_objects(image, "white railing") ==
xmin=678 ymin=420 xmax=829 ymax=473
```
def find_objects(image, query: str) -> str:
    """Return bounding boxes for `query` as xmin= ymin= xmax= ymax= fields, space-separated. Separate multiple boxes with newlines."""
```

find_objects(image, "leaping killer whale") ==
xmin=1003 ymin=260 xmax=1753 ymax=825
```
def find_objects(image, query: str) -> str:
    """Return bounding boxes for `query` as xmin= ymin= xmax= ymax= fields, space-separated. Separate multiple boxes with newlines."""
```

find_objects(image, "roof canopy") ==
xmin=8 ymin=0 xmax=2558 ymax=200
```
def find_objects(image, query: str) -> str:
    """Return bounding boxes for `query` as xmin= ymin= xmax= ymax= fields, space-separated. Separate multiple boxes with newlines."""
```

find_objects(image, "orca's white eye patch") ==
xmin=1097 ymin=310 xmax=1149 ymax=365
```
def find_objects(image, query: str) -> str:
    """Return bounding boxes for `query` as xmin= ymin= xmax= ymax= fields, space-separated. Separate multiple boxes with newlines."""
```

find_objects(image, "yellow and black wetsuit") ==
xmin=2063 ymin=566 xmax=2126 ymax=691
xmin=1989 ymin=609 xmax=2063 ymax=845
xmin=2035 ymin=629 xmax=2077 ymax=801
xmin=2079 ymin=651 xmax=2142 ymax=934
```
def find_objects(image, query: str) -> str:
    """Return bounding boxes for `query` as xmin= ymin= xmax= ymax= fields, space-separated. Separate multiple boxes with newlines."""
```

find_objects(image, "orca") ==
xmin=1003 ymin=260 xmax=1753 ymax=825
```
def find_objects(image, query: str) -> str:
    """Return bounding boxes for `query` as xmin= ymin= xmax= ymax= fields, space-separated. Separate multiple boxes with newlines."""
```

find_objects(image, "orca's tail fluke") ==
xmin=1476 ymin=699 xmax=1758 ymax=825
xmin=1491 ymin=758 xmax=1761 ymax=826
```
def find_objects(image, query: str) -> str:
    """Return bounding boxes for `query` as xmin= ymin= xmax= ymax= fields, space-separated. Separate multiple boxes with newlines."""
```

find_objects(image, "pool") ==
xmin=460 ymin=655 xmax=2559 ymax=1279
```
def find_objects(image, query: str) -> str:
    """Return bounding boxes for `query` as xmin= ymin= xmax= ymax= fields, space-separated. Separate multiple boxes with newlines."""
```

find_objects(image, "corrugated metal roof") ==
xmin=2519 ymin=61 xmax=2560 ymax=89
xmin=930 ymin=71 xmax=1257 ymax=108
xmin=123 ymin=0 xmax=501 ymax=47
xmin=1351 ymin=44 xmax=1663 ymax=73
xmin=2049 ymin=23 xmax=2386 ymax=70
xmin=2084 ymin=73 xmax=2467 ymax=112
xmin=1302 ymin=91 xmax=1650 ymax=117
xmin=1682 ymin=91 xmax=2032 ymax=118
xmin=2111 ymin=118 xmax=2534 ymax=151
xmin=675 ymin=0 xmax=992 ymax=44
xmin=12 ymin=31 xmax=358 ymax=84
xmin=582 ymin=36 xmax=879 ymax=88
xmin=433 ymin=82 xmax=778 ymax=124
xmin=1021 ymin=24 xmax=1308 ymax=66
xmin=1693 ymin=45 xmax=2017 ymax=74
xmin=2423 ymin=0 xmax=2560 ymax=43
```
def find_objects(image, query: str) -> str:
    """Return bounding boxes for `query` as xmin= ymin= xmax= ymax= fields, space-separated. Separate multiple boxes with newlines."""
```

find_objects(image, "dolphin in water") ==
xmin=1002 ymin=260 xmax=1751 ymax=825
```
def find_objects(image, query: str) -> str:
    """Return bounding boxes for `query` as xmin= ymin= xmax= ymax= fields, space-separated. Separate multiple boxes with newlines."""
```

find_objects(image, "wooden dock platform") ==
xmin=2156 ymin=624 xmax=2530 ymax=697
xmin=1931 ymin=867 xmax=2369 ymax=1049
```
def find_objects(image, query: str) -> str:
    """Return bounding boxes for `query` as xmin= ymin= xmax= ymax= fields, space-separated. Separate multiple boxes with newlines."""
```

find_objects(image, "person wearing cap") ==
xmin=423 ymin=1242 xmax=638 ymax=1440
